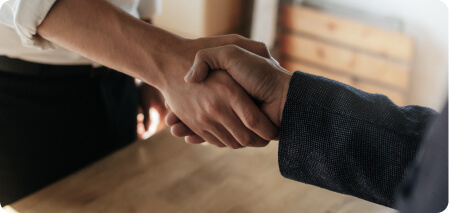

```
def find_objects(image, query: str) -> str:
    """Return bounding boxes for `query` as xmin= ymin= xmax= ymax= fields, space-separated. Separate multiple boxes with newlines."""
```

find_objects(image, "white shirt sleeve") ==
xmin=0 ymin=0 xmax=57 ymax=50
xmin=0 ymin=0 xmax=161 ymax=51
xmin=138 ymin=0 xmax=162 ymax=19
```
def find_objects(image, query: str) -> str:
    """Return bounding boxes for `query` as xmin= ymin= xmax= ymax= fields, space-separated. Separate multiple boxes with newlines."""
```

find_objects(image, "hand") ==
xmin=186 ymin=45 xmax=292 ymax=126
xmin=156 ymin=36 xmax=279 ymax=149
xmin=163 ymin=69 xmax=277 ymax=148
xmin=137 ymin=83 xmax=168 ymax=139
xmin=167 ymin=45 xmax=293 ymax=143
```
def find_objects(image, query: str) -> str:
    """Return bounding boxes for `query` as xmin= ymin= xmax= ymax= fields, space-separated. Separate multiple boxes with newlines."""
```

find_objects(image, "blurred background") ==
xmin=153 ymin=0 xmax=448 ymax=111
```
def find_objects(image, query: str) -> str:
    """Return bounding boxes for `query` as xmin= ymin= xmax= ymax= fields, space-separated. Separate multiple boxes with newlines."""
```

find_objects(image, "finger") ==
xmin=206 ymin=121 xmax=243 ymax=149
xmin=170 ymin=123 xmax=196 ymax=137
xmin=185 ymin=135 xmax=206 ymax=144
xmin=184 ymin=47 xmax=226 ymax=83
xmin=167 ymin=111 xmax=228 ymax=148
xmin=232 ymin=89 xmax=279 ymax=141
xmin=170 ymin=120 xmax=222 ymax=147
xmin=186 ymin=45 xmax=245 ymax=83
xmin=165 ymin=111 xmax=181 ymax=126
xmin=184 ymin=60 xmax=209 ymax=83
xmin=219 ymin=109 xmax=270 ymax=147
xmin=198 ymin=131 xmax=227 ymax=148
xmin=185 ymin=110 xmax=241 ymax=149
xmin=168 ymin=121 xmax=205 ymax=144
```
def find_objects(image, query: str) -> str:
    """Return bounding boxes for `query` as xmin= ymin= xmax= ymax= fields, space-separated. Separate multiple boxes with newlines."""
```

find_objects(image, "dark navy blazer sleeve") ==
xmin=278 ymin=71 xmax=437 ymax=208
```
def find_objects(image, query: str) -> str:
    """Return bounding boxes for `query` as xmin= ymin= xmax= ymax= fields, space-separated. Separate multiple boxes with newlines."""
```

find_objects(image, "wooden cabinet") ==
xmin=280 ymin=5 xmax=413 ymax=106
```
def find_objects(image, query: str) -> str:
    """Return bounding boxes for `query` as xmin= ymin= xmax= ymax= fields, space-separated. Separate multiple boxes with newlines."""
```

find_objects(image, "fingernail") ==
xmin=184 ymin=68 xmax=194 ymax=82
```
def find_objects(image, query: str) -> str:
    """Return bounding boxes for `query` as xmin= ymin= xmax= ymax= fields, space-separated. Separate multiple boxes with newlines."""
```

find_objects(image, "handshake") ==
xmin=36 ymin=1 xmax=291 ymax=149
xmin=155 ymin=35 xmax=293 ymax=149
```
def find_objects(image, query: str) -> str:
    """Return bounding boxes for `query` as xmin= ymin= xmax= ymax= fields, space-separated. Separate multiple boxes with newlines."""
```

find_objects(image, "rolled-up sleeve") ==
xmin=138 ymin=0 xmax=161 ymax=19
xmin=0 ymin=0 xmax=57 ymax=50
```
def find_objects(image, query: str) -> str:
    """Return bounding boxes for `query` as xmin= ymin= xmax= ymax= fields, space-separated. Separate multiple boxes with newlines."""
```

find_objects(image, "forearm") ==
xmin=37 ymin=0 xmax=182 ymax=88
xmin=278 ymin=71 xmax=437 ymax=207
xmin=37 ymin=1 xmax=281 ymax=147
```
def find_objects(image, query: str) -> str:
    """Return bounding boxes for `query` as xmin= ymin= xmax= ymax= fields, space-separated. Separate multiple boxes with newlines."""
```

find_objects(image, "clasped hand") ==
xmin=156 ymin=35 xmax=283 ymax=149
xmin=166 ymin=44 xmax=293 ymax=148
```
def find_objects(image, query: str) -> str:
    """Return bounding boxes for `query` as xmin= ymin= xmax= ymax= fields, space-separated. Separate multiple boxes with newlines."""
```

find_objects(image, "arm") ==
xmin=277 ymin=71 xmax=435 ymax=208
xmin=36 ymin=0 xmax=279 ymax=147
xmin=37 ymin=0 xmax=179 ymax=87
xmin=174 ymin=45 xmax=438 ymax=207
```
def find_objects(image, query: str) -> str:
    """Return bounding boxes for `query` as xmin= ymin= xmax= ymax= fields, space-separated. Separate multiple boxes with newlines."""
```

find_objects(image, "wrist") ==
xmin=129 ymin=25 xmax=188 ymax=90
xmin=277 ymin=69 xmax=293 ymax=127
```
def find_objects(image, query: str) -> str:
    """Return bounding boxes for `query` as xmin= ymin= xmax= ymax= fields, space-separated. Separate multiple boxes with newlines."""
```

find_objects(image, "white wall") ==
xmin=308 ymin=0 xmax=448 ymax=110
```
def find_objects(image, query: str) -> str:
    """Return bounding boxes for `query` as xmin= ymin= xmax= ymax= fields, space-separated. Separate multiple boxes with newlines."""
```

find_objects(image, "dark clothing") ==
xmin=279 ymin=71 xmax=447 ymax=211
xmin=0 ymin=64 xmax=138 ymax=205
xmin=396 ymin=103 xmax=448 ymax=212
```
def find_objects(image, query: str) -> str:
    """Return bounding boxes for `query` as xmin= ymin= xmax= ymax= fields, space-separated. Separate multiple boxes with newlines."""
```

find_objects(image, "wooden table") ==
xmin=5 ymin=129 xmax=395 ymax=213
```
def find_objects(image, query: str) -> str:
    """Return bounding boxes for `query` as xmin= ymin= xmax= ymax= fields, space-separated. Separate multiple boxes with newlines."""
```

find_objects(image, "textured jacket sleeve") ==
xmin=278 ymin=71 xmax=437 ymax=208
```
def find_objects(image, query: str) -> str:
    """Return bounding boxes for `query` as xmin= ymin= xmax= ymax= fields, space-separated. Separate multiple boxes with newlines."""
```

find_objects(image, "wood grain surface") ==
xmin=6 ymin=129 xmax=396 ymax=213
xmin=280 ymin=34 xmax=410 ymax=90
xmin=281 ymin=5 xmax=413 ymax=61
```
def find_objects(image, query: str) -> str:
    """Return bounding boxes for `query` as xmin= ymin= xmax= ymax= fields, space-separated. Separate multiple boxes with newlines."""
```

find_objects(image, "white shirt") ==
xmin=0 ymin=0 xmax=161 ymax=65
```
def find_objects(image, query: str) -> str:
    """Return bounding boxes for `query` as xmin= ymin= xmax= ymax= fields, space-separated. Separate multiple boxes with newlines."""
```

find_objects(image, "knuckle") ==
xmin=257 ymin=41 xmax=268 ymax=50
xmin=239 ymin=133 xmax=254 ymax=146
xmin=253 ymin=41 xmax=269 ymax=57
xmin=259 ymin=44 xmax=270 ymax=57
xmin=196 ymin=49 xmax=207 ymax=59
xmin=222 ymin=45 xmax=241 ymax=58
xmin=229 ymin=34 xmax=244 ymax=42
xmin=205 ymin=101 xmax=220 ymax=114
xmin=197 ymin=114 xmax=210 ymax=125
xmin=244 ymin=113 xmax=259 ymax=129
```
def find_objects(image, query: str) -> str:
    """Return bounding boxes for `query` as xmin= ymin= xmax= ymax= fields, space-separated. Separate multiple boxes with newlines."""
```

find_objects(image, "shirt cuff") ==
xmin=1 ymin=0 xmax=57 ymax=50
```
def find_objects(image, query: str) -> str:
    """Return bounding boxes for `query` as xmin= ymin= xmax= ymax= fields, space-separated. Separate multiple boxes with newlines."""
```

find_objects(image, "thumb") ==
xmin=185 ymin=45 xmax=240 ymax=83
xmin=184 ymin=61 xmax=209 ymax=83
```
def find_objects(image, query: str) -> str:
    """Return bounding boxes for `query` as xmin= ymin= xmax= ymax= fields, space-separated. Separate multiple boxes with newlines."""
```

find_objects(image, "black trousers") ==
xmin=0 ymin=66 xmax=138 ymax=205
